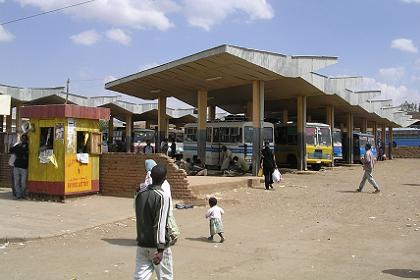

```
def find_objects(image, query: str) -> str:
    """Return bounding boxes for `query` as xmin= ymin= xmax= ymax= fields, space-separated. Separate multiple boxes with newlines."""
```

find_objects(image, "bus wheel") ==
xmin=312 ymin=164 xmax=322 ymax=171
xmin=287 ymin=154 xmax=297 ymax=168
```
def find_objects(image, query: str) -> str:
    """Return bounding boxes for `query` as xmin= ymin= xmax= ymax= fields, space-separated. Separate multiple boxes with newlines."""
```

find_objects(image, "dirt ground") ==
xmin=1 ymin=159 xmax=420 ymax=280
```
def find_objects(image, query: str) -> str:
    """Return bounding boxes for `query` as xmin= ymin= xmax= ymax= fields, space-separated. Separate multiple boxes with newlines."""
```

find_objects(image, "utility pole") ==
xmin=65 ymin=78 xmax=70 ymax=104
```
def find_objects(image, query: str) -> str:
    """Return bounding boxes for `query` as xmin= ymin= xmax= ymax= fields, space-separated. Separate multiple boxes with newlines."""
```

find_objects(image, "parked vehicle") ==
xmin=352 ymin=132 xmax=377 ymax=162
xmin=333 ymin=128 xmax=343 ymax=161
xmin=183 ymin=121 xmax=274 ymax=168
xmin=274 ymin=122 xmax=333 ymax=170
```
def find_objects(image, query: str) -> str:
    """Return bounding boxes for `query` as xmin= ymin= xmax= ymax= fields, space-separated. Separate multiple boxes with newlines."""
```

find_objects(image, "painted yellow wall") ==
xmin=28 ymin=118 xmax=66 ymax=182
xmin=27 ymin=117 xmax=101 ymax=195
xmin=64 ymin=118 xmax=100 ymax=194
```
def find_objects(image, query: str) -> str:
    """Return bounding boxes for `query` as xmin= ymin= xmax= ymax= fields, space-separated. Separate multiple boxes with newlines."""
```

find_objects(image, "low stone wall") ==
xmin=99 ymin=153 xmax=195 ymax=200
xmin=0 ymin=154 xmax=12 ymax=188
xmin=393 ymin=147 xmax=420 ymax=158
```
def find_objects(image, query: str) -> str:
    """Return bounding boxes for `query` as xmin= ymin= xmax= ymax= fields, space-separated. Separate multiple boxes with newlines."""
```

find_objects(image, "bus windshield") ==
xmin=133 ymin=130 xmax=155 ymax=142
xmin=305 ymin=127 xmax=316 ymax=145
xmin=319 ymin=127 xmax=332 ymax=146
xmin=244 ymin=127 xmax=274 ymax=143
xmin=333 ymin=130 xmax=342 ymax=146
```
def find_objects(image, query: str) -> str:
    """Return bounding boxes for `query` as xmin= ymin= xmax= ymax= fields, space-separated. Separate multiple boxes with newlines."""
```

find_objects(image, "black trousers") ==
xmin=263 ymin=167 xmax=274 ymax=189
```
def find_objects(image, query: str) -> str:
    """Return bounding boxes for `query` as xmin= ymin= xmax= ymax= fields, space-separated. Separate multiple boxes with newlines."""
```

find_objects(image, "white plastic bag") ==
xmin=272 ymin=168 xmax=282 ymax=183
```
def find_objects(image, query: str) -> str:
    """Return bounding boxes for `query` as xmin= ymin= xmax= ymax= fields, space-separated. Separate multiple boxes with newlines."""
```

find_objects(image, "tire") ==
xmin=312 ymin=164 xmax=321 ymax=171
xmin=287 ymin=154 xmax=297 ymax=168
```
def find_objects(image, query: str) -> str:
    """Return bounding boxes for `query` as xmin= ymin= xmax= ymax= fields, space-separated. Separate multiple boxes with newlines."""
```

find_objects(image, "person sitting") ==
xmin=224 ymin=156 xmax=249 ymax=176
xmin=220 ymin=145 xmax=232 ymax=171
xmin=185 ymin=158 xmax=207 ymax=176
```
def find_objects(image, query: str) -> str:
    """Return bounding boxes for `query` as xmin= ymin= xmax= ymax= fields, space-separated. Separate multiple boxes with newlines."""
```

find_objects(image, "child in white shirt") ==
xmin=205 ymin=197 xmax=225 ymax=243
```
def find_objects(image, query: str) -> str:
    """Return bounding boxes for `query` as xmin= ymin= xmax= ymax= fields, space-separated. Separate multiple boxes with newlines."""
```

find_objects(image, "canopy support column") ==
xmin=388 ymin=127 xmax=393 ymax=160
xmin=108 ymin=116 xmax=114 ymax=147
xmin=297 ymin=96 xmax=307 ymax=170
xmin=16 ymin=103 xmax=22 ymax=138
xmin=158 ymin=96 xmax=167 ymax=153
xmin=125 ymin=114 xmax=132 ymax=152
xmin=246 ymin=101 xmax=253 ymax=120
xmin=372 ymin=121 xmax=377 ymax=146
xmin=252 ymin=81 xmax=264 ymax=175
xmin=326 ymin=105 xmax=335 ymax=166
xmin=197 ymin=90 xmax=207 ymax=164
xmin=6 ymin=109 xmax=12 ymax=134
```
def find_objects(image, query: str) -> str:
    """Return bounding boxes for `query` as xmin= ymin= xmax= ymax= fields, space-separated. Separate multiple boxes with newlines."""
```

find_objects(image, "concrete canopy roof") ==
xmin=105 ymin=44 xmax=410 ymax=128
xmin=105 ymin=44 xmax=338 ymax=107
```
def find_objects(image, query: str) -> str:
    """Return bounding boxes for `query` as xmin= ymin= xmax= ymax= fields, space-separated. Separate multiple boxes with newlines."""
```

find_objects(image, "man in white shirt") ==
xmin=357 ymin=143 xmax=380 ymax=193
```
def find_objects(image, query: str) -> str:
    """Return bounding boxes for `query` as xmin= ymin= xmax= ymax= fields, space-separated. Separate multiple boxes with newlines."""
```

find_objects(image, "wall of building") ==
xmin=100 ymin=153 xmax=195 ymax=200
xmin=393 ymin=147 xmax=420 ymax=158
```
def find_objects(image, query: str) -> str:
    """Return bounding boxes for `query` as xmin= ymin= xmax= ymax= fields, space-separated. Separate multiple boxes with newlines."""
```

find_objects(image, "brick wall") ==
xmin=100 ymin=153 xmax=195 ymax=200
xmin=0 ymin=154 xmax=12 ymax=188
xmin=393 ymin=147 xmax=420 ymax=158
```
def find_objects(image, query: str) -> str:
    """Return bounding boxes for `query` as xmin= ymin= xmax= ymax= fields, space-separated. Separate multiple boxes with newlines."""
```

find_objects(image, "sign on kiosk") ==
xmin=0 ymin=95 xmax=11 ymax=115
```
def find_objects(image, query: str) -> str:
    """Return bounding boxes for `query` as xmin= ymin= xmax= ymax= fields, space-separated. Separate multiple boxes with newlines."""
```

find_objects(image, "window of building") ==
xmin=40 ymin=127 xmax=54 ymax=150
xmin=77 ymin=131 xmax=90 ymax=153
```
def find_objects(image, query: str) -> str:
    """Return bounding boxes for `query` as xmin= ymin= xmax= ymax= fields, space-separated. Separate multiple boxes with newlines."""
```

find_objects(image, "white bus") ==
xmin=183 ymin=121 xmax=274 ymax=168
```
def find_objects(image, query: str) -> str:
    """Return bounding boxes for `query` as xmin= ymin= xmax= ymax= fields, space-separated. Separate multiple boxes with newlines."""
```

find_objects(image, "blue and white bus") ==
xmin=353 ymin=132 xmax=377 ymax=162
xmin=333 ymin=128 xmax=343 ymax=161
xmin=183 ymin=121 xmax=274 ymax=168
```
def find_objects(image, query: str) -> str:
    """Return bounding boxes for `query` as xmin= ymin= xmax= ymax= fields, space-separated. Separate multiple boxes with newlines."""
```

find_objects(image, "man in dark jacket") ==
xmin=133 ymin=164 xmax=172 ymax=280
xmin=9 ymin=134 xmax=29 ymax=199
xmin=261 ymin=141 xmax=276 ymax=190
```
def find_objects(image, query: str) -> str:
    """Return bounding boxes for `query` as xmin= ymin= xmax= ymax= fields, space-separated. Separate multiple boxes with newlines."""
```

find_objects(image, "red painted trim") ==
xmin=28 ymin=181 xmax=65 ymax=195
xmin=91 ymin=180 xmax=100 ymax=192
xmin=21 ymin=105 xmax=110 ymax=120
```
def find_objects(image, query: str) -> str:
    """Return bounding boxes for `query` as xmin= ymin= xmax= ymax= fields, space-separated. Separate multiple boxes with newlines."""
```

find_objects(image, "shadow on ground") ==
xmin=403 ymin=183 xmax=420 ymax=187
xmin=336 ymin=190 xmax=358 ymax=194
xmin=184 ymin=237 xmax=214 ymax=243
xmin=102 ymin=238 xmax=137 ymax=246
xmin=382 ymin=269 xmax=420 ymax=278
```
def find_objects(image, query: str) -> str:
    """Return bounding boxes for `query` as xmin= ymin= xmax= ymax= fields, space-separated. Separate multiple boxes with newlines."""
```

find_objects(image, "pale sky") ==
xmin=1 ymin=0 xmax=420 ymax=108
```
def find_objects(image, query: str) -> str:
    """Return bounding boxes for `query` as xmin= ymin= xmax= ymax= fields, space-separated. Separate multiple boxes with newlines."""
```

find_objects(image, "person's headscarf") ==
xmin=145 ymin=159 xmax=157 ymax=172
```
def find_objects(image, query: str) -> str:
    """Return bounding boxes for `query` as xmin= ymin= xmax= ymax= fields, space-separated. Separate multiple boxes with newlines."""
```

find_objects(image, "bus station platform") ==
xmin=188 ymin=175 xmax=260 ymax=197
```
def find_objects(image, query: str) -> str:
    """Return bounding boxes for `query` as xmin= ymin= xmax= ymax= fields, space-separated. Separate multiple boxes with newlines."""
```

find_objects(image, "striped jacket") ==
xmin=135 ymin=184 xmax=170 ymax=250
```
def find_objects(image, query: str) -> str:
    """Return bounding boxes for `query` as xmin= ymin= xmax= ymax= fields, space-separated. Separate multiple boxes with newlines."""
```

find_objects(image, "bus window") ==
xmin=276 ymin=127 xmax=287 ymax=144
xmin=133 ymin=130 xmax=154 ymax=143
xmin=359 ymin=136 xmax=367 ymax=149
xmin=333 ymin=130 xmax=342 ymax=146
xmin=245 ymin=126 xmax=273 ymax=143
xmin=213 ymin=128 xmax=220 ymax=143
xmin=319 ymin=127 xmax=332 ymax=146
xmin=244 ymin=126 xmax=253 ymax=143
xmin=263 ymin=127 xmax=274 ymax=143
xmin=305 ymin=127 xmax=316 ymax=146
xmin=230 ymin=127 xmax=242 ymax=143
xmin=206 ymin=127 xmax=212 ymax=142
xmin=185 ymin=127 xmax=197 ymax=141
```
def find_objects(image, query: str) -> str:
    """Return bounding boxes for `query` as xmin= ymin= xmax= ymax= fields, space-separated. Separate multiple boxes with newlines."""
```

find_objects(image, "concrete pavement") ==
xmin=0 ymin=188 xmax=134 ymax=241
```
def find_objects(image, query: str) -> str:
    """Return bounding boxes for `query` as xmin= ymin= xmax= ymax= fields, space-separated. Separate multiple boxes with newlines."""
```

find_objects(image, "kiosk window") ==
xmin=77 ymin=131 xmax=90 ymax=153
xmin=40 ymin=127 xmax=54 ymax=149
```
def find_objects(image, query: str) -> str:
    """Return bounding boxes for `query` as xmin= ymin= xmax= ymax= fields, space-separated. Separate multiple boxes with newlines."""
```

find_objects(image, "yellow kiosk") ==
xmin=21 ymin=104 xmax=110 ymax=200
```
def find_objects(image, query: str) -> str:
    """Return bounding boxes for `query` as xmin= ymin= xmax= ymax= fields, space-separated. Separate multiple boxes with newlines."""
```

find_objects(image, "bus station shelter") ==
xmin=106 ymin=44 xmax=412 ymax=173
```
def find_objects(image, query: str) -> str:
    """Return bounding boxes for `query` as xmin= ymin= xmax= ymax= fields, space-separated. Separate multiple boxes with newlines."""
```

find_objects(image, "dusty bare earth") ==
xmin=1 ymin=159 xmax=420 ymax=280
